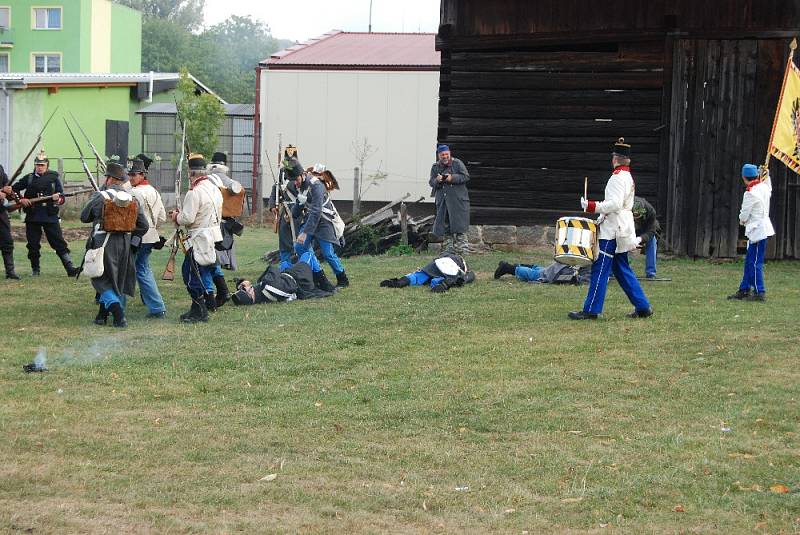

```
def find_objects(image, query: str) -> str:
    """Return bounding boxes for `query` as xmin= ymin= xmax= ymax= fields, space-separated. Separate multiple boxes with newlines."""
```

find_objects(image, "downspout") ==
xmin=2 ymin=82 xmax=9 ymax=168
xmin=252 ymin=64 xmax=262 ymax=215
xmin=147 ymin=70 xmax=154 ymax=103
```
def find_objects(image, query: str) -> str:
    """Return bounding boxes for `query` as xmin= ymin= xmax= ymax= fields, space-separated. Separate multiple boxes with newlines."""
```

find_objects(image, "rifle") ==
xmin=5 ymin=188 xmax=94 ymax=212
xmin=162 ymin=118 xmax=187 ymax=281
xmin=8 ymin=107 xmax=59 ymax=190
xmin=63 ymin=118 xmax=101 ymax=192
xmin=68 ymin=111 xmax=106 ymax=173
xmin=265 ymin=145 xmax=297 ymax=242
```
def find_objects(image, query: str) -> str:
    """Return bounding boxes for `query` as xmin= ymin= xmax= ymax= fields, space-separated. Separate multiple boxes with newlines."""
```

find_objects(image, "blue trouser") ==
xmin=583 ymin=239 xmax=651 ymax=315
xmin=135 ymin=244 xmax=166 ymax=314
xmin=645 ymin=237 xmax=657 ymax=278
xmin=739 ymin=238 xmax=767 ymax=294
xmin=294 ymin=234 xmax=345 ymax=275
xmin=203 ymin=263 xmax=224 ymax=294
xmin=406 ymin=270 xmax=445 ymax=288
xmin=98 ymin=289 xmax=126 ymax=309
xmin=297 ymin=250 xmax=322 ymax=272
xmin=182 ymin=250 xmax=215 ymax=299
xmin=279 ymin=251 xmax=294 ymax=271
xmin=515 ymin=265 xmax=543 ymax=282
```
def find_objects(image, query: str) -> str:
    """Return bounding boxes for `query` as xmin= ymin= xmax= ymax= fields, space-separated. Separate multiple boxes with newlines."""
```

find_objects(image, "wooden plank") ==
xmin=447 ymin=102 xmax=661 ymax=120
xmin=458 ymin=151 xmax=660 ymax=171
xmin=445 ymin=117 xmax=663 ymax=137
xmin=447 ymin=89 xmax=664 ymax=106
xmin=445 ymin=71 xmax=663 ymax=90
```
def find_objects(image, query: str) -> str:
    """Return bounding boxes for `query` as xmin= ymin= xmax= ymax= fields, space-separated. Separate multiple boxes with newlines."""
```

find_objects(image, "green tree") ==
xmin=114 ymin=0 xmax=206 ymax=32
xmin=176 ymin=69 xmax=225 ymax=159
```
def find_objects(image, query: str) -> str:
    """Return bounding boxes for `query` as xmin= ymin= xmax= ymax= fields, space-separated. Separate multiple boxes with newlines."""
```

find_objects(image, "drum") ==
xmin=554 ymin=216 xmax=598 ymax=267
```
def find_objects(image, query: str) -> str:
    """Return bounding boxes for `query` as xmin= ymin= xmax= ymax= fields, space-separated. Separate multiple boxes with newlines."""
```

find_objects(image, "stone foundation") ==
xmin=429 ymin=224 xmax=556 ymax=253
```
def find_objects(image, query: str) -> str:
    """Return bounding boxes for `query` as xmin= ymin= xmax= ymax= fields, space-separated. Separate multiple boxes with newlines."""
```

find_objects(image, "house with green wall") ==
xmin=0 ymin=0 xmax=141 ymax=74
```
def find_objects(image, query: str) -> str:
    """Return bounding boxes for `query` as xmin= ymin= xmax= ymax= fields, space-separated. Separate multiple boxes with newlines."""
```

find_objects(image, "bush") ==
xmin=386 ymin=244 xmax=414 ymax=257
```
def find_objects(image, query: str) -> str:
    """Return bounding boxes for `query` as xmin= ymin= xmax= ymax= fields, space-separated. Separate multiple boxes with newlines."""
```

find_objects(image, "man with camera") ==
xmin=129 ymin=155 xmax=168 ymax=318
xmin=429 ymin=144 xmax=470 ymax=256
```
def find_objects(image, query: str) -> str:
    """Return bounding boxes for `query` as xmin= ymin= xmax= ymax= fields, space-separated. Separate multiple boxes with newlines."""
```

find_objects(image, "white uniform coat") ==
xmin=592 ymin=167 xmax=637 ymax=253
xmin=177 ymin=178 xmax=223 ymax=263
xmin=739 ymin=180 xmax=775 ymax=243
xmin=131 ymin=183 xmax=166 ymax=244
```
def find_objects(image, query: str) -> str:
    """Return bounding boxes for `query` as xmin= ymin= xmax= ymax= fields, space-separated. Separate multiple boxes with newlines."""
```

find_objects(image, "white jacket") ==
xmin=131 ymin=183 xmax=166 ymax=244
xmin=592 ymin=167 xmax=637 ymax=252
xmin=207 ymin=172 xmax=243 ymax=194
xmin=177 ymin=178 xmax=223 ymax=260
xmin=739 ymin=180 xmax=775 ymax=243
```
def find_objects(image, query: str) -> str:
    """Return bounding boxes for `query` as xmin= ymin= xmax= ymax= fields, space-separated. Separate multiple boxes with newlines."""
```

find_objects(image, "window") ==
xmin=0 ymin=53 xmax=8 ymax=73
xmin=33 ymin=53 xmax=60 ymax=72
xmin=0 ymin=7 xmax=10 ymax=29
xmin=32 ymin=7 xmax=61 ymax=30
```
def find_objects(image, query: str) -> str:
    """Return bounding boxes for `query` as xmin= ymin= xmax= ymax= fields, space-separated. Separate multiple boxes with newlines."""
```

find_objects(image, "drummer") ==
xmin=568 ymin=138 xmax=653 ymax=320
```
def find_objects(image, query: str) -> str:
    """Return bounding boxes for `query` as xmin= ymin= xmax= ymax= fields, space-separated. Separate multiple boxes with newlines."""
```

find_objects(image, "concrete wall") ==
xmin=259 ymin=69 xmax=439 ymax=204
xmin=110 ymin=1 xmax=140 ymax=72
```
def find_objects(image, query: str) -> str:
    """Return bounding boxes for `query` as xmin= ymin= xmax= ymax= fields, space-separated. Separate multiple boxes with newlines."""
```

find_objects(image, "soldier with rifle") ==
xmin=11 ymin=151 xmax=80 ymax=277
xmin=80 ymin=161 xmax=149 ymax=328
xmin=268 ymin=145 xmax=303 ymax=270
xmin=170 ymin=154 xmax=223 ymax=323
xmin=0 ymin=163 xmax=19 ymax=279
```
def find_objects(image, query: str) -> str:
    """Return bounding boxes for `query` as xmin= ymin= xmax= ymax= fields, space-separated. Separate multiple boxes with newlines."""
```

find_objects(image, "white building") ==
xmin=256 ymin=31 xmax=440 ymax=208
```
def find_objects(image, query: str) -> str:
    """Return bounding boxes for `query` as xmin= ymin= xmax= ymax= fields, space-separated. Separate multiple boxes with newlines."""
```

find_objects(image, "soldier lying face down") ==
xmin=379 ymin=253 xmax=475 ymax=293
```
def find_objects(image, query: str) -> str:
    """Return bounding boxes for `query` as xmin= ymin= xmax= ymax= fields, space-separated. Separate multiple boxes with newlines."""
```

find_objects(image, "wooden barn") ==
xmin=436 ymin=0 xmax=800 ymax=258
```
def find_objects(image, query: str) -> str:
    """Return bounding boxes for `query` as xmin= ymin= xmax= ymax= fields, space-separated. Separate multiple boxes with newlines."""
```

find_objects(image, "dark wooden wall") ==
xmin=437 ymin=0 xmax=800 ymax=258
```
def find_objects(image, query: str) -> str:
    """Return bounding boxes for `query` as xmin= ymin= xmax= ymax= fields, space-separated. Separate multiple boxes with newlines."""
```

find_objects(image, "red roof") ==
xmin=262 ymin=31 xmax=440 ymax=71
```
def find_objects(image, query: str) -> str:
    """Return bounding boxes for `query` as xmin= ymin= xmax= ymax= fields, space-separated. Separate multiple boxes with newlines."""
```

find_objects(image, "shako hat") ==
xmin=104 ymin=161 xmax=128 ymax=181
xmin=211 ymin=152 xmax=227 ymax=164
xmin=188 ymin=153 xmax=207 ymax=170
xmin=34 ymin=150 xmax=49 ymax=164
xmin=741 ymin=163 xmax=759 ymax=179
xmin=284 ymin=145 xmax=298 ymax=159
xmin=128 ymin=159 xmax=148 ymax=175
xmin=613 ymin=137 xmax=631 ymax=158
xmin=133 ymin=153 xmax=153 ymax=170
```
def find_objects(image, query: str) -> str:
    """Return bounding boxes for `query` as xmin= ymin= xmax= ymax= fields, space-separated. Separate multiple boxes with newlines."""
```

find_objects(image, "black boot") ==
xmin=213 ymin=275 xmax=230 ymax=308
xmin=494 ymin=260 xmax=516 ymax=279
xmin=568 ymin=310 xmax=598 ymax=320
xmin=3 ymin=251 xmax=19 ymax=280
xmin=94 ymin=304 xmax=109 ymax=325
xmin=380 ymin=276 xmax=411 ymax=288
xmin=181 ymin=299 xmax=208 ymax=323
xmin=205 ymin=292 xmax=217 ymax=312
xmin=313 ymin=269 xmax=337 ymax=292
xmin=727 ymin=289 xmax=750 ymax=300
xmin=108 ymin=303 xmax=127 ymax=328
xmin=31 ymin=257 xmax=40 ymax=276
xmin=335 ymin=271 xmax=350 ymax=288
xmin=58 ymin=252 xmax=81 ymax=277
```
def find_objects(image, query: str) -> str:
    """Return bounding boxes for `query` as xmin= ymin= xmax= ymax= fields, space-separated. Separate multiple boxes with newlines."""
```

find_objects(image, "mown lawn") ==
xmin=1 ymin=225 xmax=798 ymax=534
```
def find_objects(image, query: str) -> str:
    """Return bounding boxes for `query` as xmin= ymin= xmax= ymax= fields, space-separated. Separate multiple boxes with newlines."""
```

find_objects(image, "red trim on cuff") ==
xmin=587 ymin=200 xmax=597 ymax=213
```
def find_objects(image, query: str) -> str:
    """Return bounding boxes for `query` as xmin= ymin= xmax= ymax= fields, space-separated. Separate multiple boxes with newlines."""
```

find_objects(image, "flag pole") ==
xmin=764 ymin=38 xmax=798 ymax=175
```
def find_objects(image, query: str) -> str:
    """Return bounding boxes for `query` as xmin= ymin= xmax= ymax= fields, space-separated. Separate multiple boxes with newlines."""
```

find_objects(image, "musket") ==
xmin=63 ymin=118 xmax=101 ymax=192
xmin=162 ymin=118 xmax=187 ymax=281
xmin=68 ymin=111 xmax=106 ymax=173
xmin=265 ymin=145 xmax=297 ymax=242
xmin=4 ymin=188 xmax=94 ymax=212
xmin=8 ymin=107 xmax=59 ymax=188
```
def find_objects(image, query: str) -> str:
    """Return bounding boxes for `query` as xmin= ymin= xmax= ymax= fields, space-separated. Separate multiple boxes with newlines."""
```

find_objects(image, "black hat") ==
xmin=134 ymin=153 xmax=153 ymax=170
xmin=188 ymin=153 xmax=207 ymax=170
xmin=104 ymin=162 xmax=127 ymax=181
xmin=211 ymin=152 xmax=227 ymax=164
xmin=128 ymin=159 xmax=147 ymax=175
xmin=284 ymin=158 xmax=304 ymax=179
xmin=613 ymin=137 xmax=631 ymax=158
xmin=284 ymin=145 xmax=298 ymax=159
xmin=34 ymin=150 xmax=49 ymax=164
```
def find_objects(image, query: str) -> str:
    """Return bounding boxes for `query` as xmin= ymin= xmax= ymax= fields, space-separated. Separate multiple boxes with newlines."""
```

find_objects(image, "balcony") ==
xmin=0 ymin=27 xmax=13 ymax=48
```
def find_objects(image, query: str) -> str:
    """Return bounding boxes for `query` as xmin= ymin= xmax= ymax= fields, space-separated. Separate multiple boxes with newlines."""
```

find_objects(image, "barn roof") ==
xmin=261 ymin=30 xmax=440 ymax=71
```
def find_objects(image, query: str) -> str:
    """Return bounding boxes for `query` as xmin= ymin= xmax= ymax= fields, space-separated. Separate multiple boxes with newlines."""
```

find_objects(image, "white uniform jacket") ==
xmin=591 ymin=167 xmax=637 ymax=253
xmin=131 ymin=183 xmax=167 ymax=244
xmin=177 ymin=178 xmax=223 ymax=263
xmin=207 ymin=172 xmax=243 ymax=194
xmin=739 ymin=180 xmax=775 ymax=243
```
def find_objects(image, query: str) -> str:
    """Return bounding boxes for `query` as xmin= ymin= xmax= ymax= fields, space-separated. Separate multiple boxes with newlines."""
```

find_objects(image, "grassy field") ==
xmin=1 ymin=225 xmax=798 ymax=534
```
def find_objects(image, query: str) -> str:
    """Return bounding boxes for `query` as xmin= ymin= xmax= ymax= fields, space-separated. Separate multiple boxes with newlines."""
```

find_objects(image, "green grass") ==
xmin=1 ymin=226 xmax=798 ymax=533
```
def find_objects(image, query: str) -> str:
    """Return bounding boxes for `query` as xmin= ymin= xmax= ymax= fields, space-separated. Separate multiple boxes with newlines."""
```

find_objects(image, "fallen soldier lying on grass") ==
xmin=231 ymin=251 xmax=335 ymax=305
xmin=380 ymin=253 xmax=475 ymax=293
xmin=494 ymin=260 xmax=591 ymax=285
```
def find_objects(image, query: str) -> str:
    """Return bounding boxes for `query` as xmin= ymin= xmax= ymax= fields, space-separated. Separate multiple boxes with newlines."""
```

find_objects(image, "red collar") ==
xmin=135 ymin=179 xmax=150 ymax=187
xmin=746 ymin=179 xmax=761 ymax=191
xmin=613 ymin=166 xmax=631 ymax=174
xmin=190 ymin=176 xmax=208 ymax=190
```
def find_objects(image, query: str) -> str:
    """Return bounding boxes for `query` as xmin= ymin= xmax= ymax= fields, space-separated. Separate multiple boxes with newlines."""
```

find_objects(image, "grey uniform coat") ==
xmin=80 ymin=185 xmax=149 ymax=297
xmin=429 ymin=157 xmax=470 ymax=235
xmin=295 ymin=176 xmax=338 ymax=244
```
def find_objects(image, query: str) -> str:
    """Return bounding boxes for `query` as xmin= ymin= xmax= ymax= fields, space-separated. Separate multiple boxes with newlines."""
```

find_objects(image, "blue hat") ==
xmin=741 ymin=164 xmax=759 ymax=178
xmin=437 ymin=144 xmax=450 ymax=153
